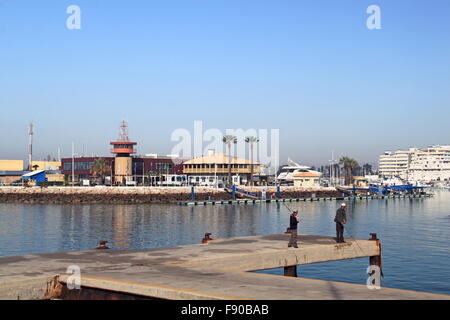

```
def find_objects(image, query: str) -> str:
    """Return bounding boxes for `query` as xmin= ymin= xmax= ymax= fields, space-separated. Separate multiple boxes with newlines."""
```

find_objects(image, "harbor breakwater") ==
xmin=0 ymin=186 xmax=340 ymax=204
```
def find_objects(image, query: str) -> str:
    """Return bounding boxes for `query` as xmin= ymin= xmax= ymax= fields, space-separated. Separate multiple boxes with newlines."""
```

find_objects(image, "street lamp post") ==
xmin=142 ymin=161 xmax=145 ymax=186
xmin=71 ymin=142 xmax=78 ymax=187
xmin=245 ymin=136 xmax=259 ymax=186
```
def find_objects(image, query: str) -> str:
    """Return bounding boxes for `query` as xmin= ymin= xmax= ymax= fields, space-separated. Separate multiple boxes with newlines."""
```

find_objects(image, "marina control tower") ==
xmin=110 ymin=121 xmax=137 ymax=184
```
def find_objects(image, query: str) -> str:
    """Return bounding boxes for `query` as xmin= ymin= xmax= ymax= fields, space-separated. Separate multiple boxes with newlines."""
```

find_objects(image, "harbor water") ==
xmin=0 ymin=191 xmax=449 ymax=295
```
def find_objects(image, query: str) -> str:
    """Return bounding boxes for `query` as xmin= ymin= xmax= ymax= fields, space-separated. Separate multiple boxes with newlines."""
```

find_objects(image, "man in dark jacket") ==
xmin=334 ymin=203 xmax=347 ymax=243
xmin=288 ymin=211 xmax=300 ymax=248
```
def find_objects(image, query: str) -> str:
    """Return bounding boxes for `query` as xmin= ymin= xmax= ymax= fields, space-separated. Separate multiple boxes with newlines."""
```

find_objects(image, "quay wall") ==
xmin=0 ymin=186 xmax=340 ymax=204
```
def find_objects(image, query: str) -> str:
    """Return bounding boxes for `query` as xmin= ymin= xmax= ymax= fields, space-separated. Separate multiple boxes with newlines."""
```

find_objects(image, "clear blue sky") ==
xmin=1 ymin=0 xmax=449 ymax=166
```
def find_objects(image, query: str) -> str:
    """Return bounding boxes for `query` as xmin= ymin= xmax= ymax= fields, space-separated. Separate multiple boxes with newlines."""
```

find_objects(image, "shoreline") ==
xmin=0 ymin=186 xmax=340 ymax=204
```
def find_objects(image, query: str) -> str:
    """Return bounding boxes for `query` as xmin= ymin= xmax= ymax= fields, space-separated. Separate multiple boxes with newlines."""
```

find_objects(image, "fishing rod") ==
xmin=271 ymin=191 xmax=296 ymax=214
xmin=281 ymin=201 xmax=303 ymax=222
xmin=339 ymin=204 xmax=365 ymax=253
xmin=334 ymin=200 xmax=367 ymax=254
xmin=281 ymin=200 xmax=294 ymax=213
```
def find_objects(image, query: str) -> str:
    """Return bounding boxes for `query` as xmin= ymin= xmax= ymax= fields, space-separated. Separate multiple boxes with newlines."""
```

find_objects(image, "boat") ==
xmin=277 ymin=158 xmax=321 ymax=185
xmin=369 ymin=184 xmax=426 ymax=195
xmin=336 ymin=185 xmax=370 ymax=196
xmin=224 ymin=184 xmax=259 ymax=199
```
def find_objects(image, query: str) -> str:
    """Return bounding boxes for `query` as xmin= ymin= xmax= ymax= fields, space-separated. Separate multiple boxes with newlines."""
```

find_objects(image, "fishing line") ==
xmin=338 ymin=206 xmax=366 ymax=255
xmin=344 ymin=221 xmax=384 ymax=276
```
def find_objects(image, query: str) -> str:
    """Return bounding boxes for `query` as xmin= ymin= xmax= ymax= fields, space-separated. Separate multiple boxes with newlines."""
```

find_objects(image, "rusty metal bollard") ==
xmin=96 ymin=240 xmax=110 ymax=249
xmin=201 ymin=233 xmax=213 ymax=244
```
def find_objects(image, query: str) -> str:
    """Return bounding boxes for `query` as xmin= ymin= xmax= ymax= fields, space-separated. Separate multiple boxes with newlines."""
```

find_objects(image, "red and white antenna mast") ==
xmin=119 ymin=120 xmax=129 ymax=142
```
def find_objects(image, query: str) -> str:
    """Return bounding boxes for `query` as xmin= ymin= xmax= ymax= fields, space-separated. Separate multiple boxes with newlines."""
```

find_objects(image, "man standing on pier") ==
xmin=288 ymin=211 xmax=300 ymax=248
xmin=334 ymin=203 xmax=347 ymax=243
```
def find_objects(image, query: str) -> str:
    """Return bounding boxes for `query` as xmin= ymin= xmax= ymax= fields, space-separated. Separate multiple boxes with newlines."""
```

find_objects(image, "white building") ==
xmin=293 ymin=172 xmax=321 ymax=188
xmin=408 ymin=146 xmax=450 ymax=182
xmin=378 ymin=146 xmax=450 ymax=183
xmin=378 ymin=149 xmax=415 ymax=180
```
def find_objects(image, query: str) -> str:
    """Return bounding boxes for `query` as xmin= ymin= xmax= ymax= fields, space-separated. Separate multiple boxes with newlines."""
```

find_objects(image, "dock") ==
xmin=0 ymin=233 xmax=447 ymax=300
xmin=177 ymin=193 xmax=433 ymax=206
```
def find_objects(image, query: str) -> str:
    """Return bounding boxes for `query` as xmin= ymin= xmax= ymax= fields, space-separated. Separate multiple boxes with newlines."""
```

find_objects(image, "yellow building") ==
xmin=293 ymin=172 xmax=321 ymax=188
xmin=31 ymin=161 xmax=61 ymax=171
xmin=183 ymin=153 xmax=260 ymax=186
xmin=46 ymin=174 xmax=65 ymax=183
xmin=0 ymin=160 xmax=24 ymax=185
xmin=0 ymin=160 xmax=24 ymax=171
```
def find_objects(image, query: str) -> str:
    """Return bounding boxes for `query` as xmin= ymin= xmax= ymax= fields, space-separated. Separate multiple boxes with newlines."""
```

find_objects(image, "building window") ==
xmin=63 ymin=161 xmax=93 ymax=171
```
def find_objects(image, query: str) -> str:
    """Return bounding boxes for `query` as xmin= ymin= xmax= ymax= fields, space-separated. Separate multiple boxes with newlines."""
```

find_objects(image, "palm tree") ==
xmin=339 ymin=156 xmax=359 ymax=186
xmin=91 ymin=158 xmax=110 ymax=185
xmin=223 ymin=135 xmax=237 ymax=184
xmin=245 ymin=136 xmax=259 ymax=186
xmin=362 ymin=163 xmax=373 ymax=176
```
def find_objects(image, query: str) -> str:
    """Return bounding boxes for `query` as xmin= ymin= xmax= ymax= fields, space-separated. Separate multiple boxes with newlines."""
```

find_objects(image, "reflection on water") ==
xmin=0 ymin=191 xmax=449 ymax=295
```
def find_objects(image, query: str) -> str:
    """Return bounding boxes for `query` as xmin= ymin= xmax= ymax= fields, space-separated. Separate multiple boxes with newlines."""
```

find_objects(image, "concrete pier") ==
xmin=0 ymin=234 xmax=448 ymax=300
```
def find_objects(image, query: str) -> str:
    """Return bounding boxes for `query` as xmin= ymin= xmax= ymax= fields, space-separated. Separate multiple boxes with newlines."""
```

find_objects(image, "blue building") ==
xmin=21 ymin=170 xmax=47 ymax=185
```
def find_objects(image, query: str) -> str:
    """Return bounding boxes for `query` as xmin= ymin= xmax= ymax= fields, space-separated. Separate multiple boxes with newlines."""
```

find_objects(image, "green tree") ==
xmin=91 ymin=158 xmax=110 ymax=185
xmin=339 ymin=156 xmax=359 ymax=186
xmin=223 ymin=135 xmax=237 ymax=184
xmin=362 ymin=163 xmax=373 ymax=176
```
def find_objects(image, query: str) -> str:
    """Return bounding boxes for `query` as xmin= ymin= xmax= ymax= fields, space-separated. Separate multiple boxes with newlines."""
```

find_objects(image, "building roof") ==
xmin=22 ymin=170 xmax=45 ymax=177
xmin=293 ymin=172 xmax=321 ymax=178
xmin=110 ymin=141 xmax=137 ymax=145
xmin=183 ymin=153 xmax=259 ymax=165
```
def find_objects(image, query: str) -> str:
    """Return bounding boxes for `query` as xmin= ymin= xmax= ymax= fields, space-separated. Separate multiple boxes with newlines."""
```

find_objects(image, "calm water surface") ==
xmin=0 ymin=191 xmax=449 ymax=295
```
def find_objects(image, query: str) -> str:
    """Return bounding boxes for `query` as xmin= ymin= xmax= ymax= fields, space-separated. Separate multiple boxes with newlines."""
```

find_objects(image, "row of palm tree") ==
xmin=339 ymin=156 xmax=359 ymax=185
xmin=222 ymin=135 xmax=259 ymax=185
xmin=222 ymin=135 xmax=237 ymax=185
